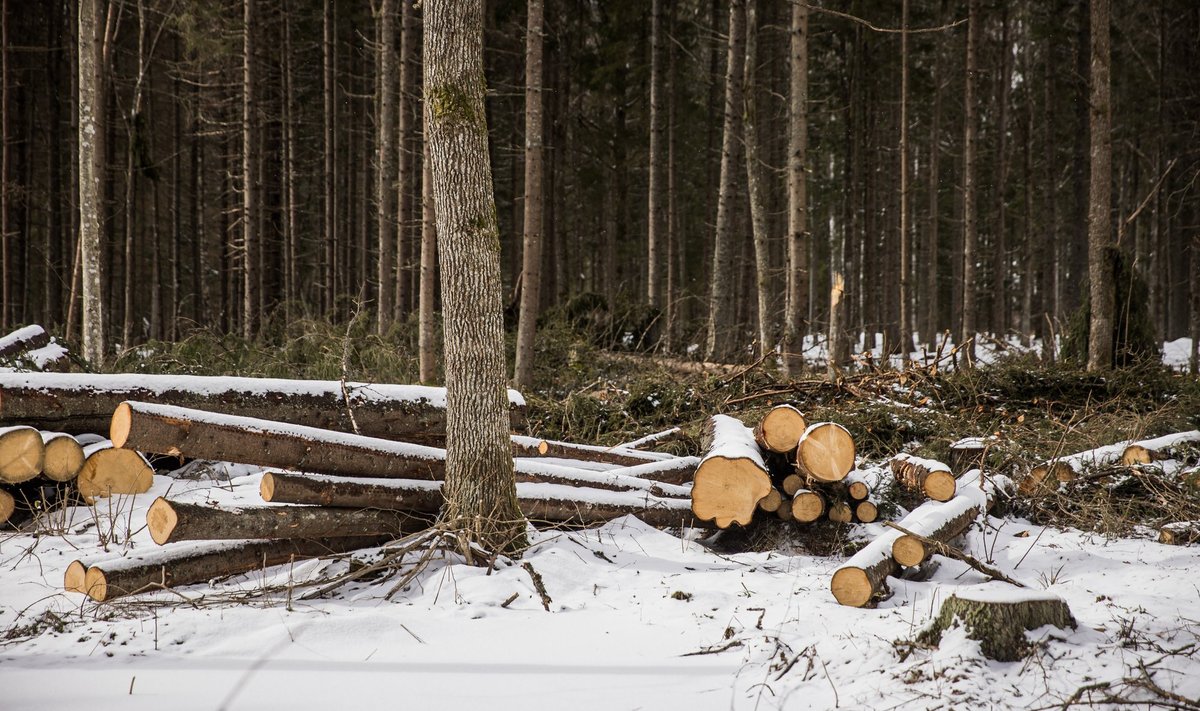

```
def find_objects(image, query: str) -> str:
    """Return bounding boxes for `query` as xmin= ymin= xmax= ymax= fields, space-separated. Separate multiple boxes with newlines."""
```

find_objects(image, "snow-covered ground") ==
xmin=3 ymin=468 xmax=1198 ymax=710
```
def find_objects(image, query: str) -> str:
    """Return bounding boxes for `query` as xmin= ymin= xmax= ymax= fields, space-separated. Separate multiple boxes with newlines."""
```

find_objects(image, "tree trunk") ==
xmin=77 ymin=0 xmax=104 ymax=365
xmin=959 ymin=0 xmax=980 ymax=366
xmin=705 ymin=0 xmax=745 ymax=362
xmin=513 ymin=0 xmax=545 ymax=390
xmin=1086 ymin=0 xmax=1113 ymax=370
xmin=991 ymin=5 xmax=1011 ymax=337
xmin=0 ymin=372 xmax=526 ymax=440
xmin=418 ymin=135 xmax=438 ymax=383
xmin=783 ymin=0 xmax=808 ymax=376
xmin=919 ymin=591 xmax=1074 ymax=662
xmin=395 ymin=0 xmax=417 ymax=320
xmin=897 ymin=0 xmax=912 ymax=360
xmin=645 ymin=0 xmax=666 ymax=347
xmin=375 ymin=0 xmax=397 ymax=334
xmin=241 ymin=0 xmax=256 ymax=339
xmin=424 ymin=0 xmax=525 ymax=555
xmin=743 ymin=0 xmax=772 ymax=359
xmin=890 ymin=453 xmax=956 ymax=502
xmin=322 ymin=0 xmax=337 ymax=314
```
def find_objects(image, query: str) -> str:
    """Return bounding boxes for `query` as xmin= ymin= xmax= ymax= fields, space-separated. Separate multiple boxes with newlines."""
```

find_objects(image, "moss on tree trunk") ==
xmin=917 ymin=588 xmax=1075 ymax=661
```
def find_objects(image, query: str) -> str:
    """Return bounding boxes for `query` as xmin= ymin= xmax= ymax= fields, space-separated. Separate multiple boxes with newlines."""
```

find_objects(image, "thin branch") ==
xmin=801 ymin=3 xmax=967 ymax=34
xmin=883 ymin=521 xmax=1027 ymax=588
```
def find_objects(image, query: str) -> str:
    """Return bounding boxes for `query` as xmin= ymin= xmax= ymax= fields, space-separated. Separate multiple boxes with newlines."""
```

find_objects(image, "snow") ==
xmin=2 ymin=467 xmax=1200 ymax=709
xmin=699 ymin=415 xmax=764 ymax=468
xmin=892 ymin=452 xmax=951 ymax=473
xmin=22 ymin=342 xmax=68 ymax=368
xmin=0 ymin=324 xmax=46 ymax=351
xmin=1047 ymin=429 xmax=1200 ymax=473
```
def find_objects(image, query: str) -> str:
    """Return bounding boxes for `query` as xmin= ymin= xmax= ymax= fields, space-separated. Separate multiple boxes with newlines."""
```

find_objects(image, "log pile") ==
xmin=690 ymin=407 xmax=877 ymax=529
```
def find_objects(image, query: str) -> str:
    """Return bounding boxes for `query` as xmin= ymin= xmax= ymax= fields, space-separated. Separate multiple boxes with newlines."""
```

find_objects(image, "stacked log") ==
xmin=0 ymin=426 xmax=45 ymax=485
xmin=76 ymin=441 xmax=154 ymax=503
xmin=0 ymin=372 xmax=527 ymax=442
xmin=754 ymin=405 xmax=807 ymax=454
xmin=690 ymin=415 xmax=773 ymax=528
xmin=890 ymin=453 xmax=956 ymax=501
xmin=0 ymin=325 xmax=51 ymax=359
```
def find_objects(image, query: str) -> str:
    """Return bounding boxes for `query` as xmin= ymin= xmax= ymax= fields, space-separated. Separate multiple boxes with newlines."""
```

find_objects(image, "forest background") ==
xmin=2 ymin=0 xmax=1199 ymax=384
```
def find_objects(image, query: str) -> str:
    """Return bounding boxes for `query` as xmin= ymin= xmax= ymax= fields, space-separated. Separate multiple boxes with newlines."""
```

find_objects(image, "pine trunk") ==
xmin=1086 ymin=0 xmax=1113 ymax=370
xmin=783 ymin=0 xmax=808 ymax=376
xmin=513 ymin=0 xmax=545 ymax=389
xmin=375 ymin=0 xmax=397 ymax=333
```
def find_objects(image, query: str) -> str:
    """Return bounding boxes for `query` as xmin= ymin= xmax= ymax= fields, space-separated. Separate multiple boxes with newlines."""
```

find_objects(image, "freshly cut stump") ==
xmin=0 ymin=488 xmax=14 ymax=524
xmin=845 ymin=478 xmax=870 ymax=501
xmin=40 ymin=432 xmax=85 ymax=482
xmin=754 ymin=405 xmax=807 ymax=454
xmin=948 ymin=438 xmax=989 ymax=474
xmin=790 ymin=489 xmax=825 ymax=523
xmin=917 ymin=586 xmax=1075 ymax=661
xmin=795 ymin=423 xmax=855 ymax=483
xmin=146 ymin=498 xmax=423 ymax=545
xmin=0 ymin=426 xmax=45 ymax=484
xmin=691 ymin=415 xmax=773 ymax=528
xmin=82 ymin=536 xmax=388 ymax=602
xmin=76 ymin=445 xmax=154 ymax=503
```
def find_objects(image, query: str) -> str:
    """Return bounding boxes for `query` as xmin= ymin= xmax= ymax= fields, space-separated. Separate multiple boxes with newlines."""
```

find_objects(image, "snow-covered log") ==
xmin=80 ymin=536 xmax=388 ymax=602
xmin=510 ymin=434 xmax=676 ymax=467
xmin=146 ymin=497 xmax=428 ymax=545
xmin=617 ymin=427 xmax=683 ymax=450
xmin=39 ymin=432 xmax=84 ymax=482
xmin=261 ymin=472 xmax=702 ymax=529
xmin=795 ymin=422 xmax=855 ymax=483
xmin=1158 ymin=521 xmax=1200 ymax=546
xmin=113 ymin=402 xmax=690 ymax=497
xmin=890 ymin=472 xmax=1011 ymax=568
xmin=0 ymin=325 xmax=50 ymax=359
xmin=891 ymin=453 xmax=956 ymax=501
xmin=690 ymin=415 xmax=773 ymax=528
xmin=0 ymin=372 xmax=527 ymax=440
xmin=754 ymin=405 xmax=807 ymax=454
xmin=1022 ymin=430 xmax=1200 ymax=494
xmin=830 ymin=471 xmax=1008 ymax=607
xmin=0 ymin=426 xmax=44 ymax=484
xmin=76 ymin=441 xmax=154 ymax=503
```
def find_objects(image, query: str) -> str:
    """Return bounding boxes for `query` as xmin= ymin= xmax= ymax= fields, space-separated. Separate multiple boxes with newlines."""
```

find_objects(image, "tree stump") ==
xmin=948 ymin=437 xmax=989 ymax=474
xmin=917 ymin=586 xmax=1075 ymax=661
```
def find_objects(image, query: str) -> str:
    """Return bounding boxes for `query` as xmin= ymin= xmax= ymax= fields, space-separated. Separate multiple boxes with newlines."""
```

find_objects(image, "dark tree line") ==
xmin=1 ymin=0 xmax=1198 ymax=373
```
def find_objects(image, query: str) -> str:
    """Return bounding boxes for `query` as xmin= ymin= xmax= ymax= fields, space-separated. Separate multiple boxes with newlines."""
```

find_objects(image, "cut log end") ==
xmin=758 ymin=488 xmax=783 ymax=513
xmin=691 ymin=457 xmax=773 ymax=529
xmin=892 ymin=535 xmax=926 ymax=567
xmin=855 ymin=500 xmax=879 ymax=523
xmin=41 ymin=434 xmax=85 ymax=482
xmin=0 ymin=488 xmax=14 ymax=524
xmin=830 ymin=567 xmax=873 ymax=608
xmin=796 ymin=422 xmax=855 ymax=483
xmin=847 ymin=481 xmax=870 ymax=501
xmin=109 ymin=402 xmax=133 ymax=448
xmin=260 ymin=473 xmax=278 ymax=502
xmin=146 ymin=497 xmax=179 ymax=545
xmin=1120 ymin=444 xmax=1155 ymax=466
xmin=82 ymin=566 xmax=118 ymax=602
xmin=64 ymin=560 xmax=88 ymax=593
xmin=924 ymin=471 xmax=957 ymax=502
xmin=781 ymin=473 xmax=804 ymax=496
xmin=791 ymin=490 xmax=825 ymax=523
xmin=754 ymin=405 xmax=807 ymax=454
xmin=76 ymin=448 xmax=155 ymax=503
xmin=827 ymin=502 xmax=853 ymax=523
xmin=0 ymin=426 xmax=46 ymax=484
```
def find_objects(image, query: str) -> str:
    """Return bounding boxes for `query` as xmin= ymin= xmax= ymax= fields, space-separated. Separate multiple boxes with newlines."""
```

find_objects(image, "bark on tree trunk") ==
xmin=418 ymin=135 xmax=438 ymax=383
xmin=645 ymin=0 xmax=666 ymax=347
xmin=1086 ymin=0 xmax=1113 ymax=371
xmin=424 ymin=0 xmax=526 ymax=555
xmin=241 ymin=0 xmax=256 ymax=339
xmin=897 ymin=0 xmax=913 ymax=360
xmin=375 ymin=0 xmax=397 ymax=334
xmin=743 ymin=0 xmax=772 ymax=359
xmin=919 ymin=591 xmax=1075 ymax=662
xmin=783 ymin=0 xmax=808 ymax=377
xmin=513 ymin=0 xmax=545 ymax=390
xmin=77 ymin=0 xmax=104 ymax=365
xmin=959 ymin=0 xmax=980 ymax=367
xmin=705 ymin=0 xmax=745 ymax=362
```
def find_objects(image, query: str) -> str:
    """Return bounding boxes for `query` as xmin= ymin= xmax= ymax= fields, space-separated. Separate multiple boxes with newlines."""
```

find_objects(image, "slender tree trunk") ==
xmin=992 ymin=5 xmax=1011 ymax=337
xmin=395 ymin=0 xmax=416 ymax=322
xmin=1 ymin=0 xmax=8 ymax=332
xmin=418 ymin=134 xmax=437 ymax=383
xmin=897 ymin=0 xmax=912 ymax=360
xmin=645 ymin=0 xmax=666 ymax=345
xmin=282 ymin=2 xmax=297 ymax=320
xmin=924 ymin=5 xmax=945 ymax=351
xmin=241 ymin=0 xmax=256 ymax=339
xmin=664 ymin=1 xmax=678 ymax=352
xmin=1040 ymin=37 xmax=1058 ymax=360
xmin=513 ymin=0 xmax=544 ymax=390
xmin=424 ymin=0 xmax=524 ymax=555
xmin=1086 ymin=0 xmax=1113 ymax=370
xmin=782 ymin=0 xmax=808 ymax=376
xmin=742 ymin=0 xmax=772 ymax=359
xmin=323 ymin=0 xmax=336 ymax=315
xmin=78 ymin=0 xmax=104 ymax=365
xmin=960 ymin=0 xmax=980 ymax=366
xmin=705 ymin=0 xmax=746 ymax=362
xmin=375 ymin=0 xmax=397 ymax=334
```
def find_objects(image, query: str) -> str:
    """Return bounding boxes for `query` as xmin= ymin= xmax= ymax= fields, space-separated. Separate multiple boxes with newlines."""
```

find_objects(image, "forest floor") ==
xmin=2 ymin=323 xmax=1199 ymax=710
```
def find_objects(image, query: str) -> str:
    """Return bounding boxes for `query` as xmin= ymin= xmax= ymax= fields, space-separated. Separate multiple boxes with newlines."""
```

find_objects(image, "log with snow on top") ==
xmin=689 ymin=415 xmax=773 ymax=528
xmin=830 ymin=470 xmax=1010 ymax=607
xmin=76 ymin=441 xmax=154 ymax=503
xmin=79 ymin=536 xmax=390 ymax=602
xmin=1158 ymin=521 xmax=1200 ymax=546
xmin=617 ymin=427 xmax=683 ymax=451
xmin=510 ymin=434 xmax=678 ymax=468
xmin=0 ymin=325 xmax=50 ymax=359
xmin=39 ymin=432 xmax=85 ymax=482
xmin=890 ymin=471 xmax=1013 ymax=568
xmin=891 ymin=453 xmax=956 ymax=501
xmin=790 ymin=489 xmax=826 ymax=523
xmin=113 ymin=401 xmax=692 ymax=497
xmin=145 ymin=497 xmax=429 ymax=545
xmin=260 ymin=472 xmax=704 ymax=529
xmin=1021 ymin=430 xmax=1200 ymax=495
xmin=0 ymin=426 xmax=44 ymax=484
xmin=795 ymin=422 xmax=856 ymax=483
xmin=0 ymin=372 xmax=527 ymax=441
xmin=754 ymin=405 xmax=807 ymax=454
